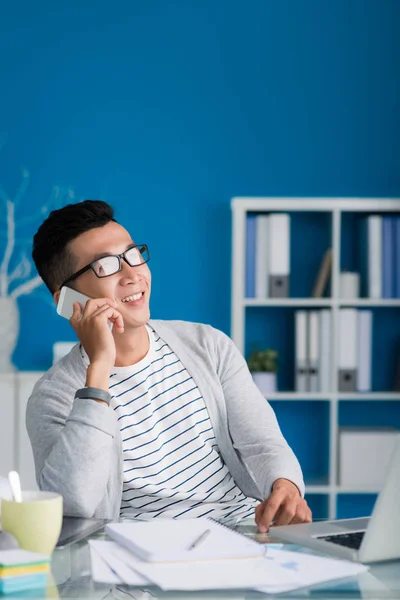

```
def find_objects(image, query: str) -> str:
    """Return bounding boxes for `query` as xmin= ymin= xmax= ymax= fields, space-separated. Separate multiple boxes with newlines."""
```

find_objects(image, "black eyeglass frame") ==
xmin=59 ymin=243 xmax=150 ymax=290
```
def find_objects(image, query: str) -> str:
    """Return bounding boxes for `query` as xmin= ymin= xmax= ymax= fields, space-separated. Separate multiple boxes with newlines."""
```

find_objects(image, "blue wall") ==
xmin=0 ymin=0 xmax=399 ymax=370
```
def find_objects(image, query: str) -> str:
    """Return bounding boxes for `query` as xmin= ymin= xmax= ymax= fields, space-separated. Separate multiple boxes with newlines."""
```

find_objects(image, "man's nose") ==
xmin=119 ymin=259 xmax=144 ymax=282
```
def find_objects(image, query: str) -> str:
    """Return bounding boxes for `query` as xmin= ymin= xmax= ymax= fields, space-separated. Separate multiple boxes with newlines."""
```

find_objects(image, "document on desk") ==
xmin=89 ymin=540 xmax=297 ymax=591
xmin=106 ymin=517 xmax=265 ymax=562
xmin=255 ymin=547 xmax=369 ymax=594
xmin=89 ymin=541 xmax=150 ymax=586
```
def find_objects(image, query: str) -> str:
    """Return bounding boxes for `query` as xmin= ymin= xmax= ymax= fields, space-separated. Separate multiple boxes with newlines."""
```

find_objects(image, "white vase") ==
xmin=252 ymin=372 xmax=277 ymax=396
xmin=0 ymin=297 xmax=19 ymax=372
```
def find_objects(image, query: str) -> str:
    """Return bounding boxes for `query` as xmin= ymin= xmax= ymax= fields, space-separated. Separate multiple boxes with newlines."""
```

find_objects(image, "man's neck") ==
xmin=114 ymin=324 xmax=150 ymax=367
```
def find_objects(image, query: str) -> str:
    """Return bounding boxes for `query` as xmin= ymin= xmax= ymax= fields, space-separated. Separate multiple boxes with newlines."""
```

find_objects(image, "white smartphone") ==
xmin=57 ymin=286 xmax=113 ymax=329
xmin=57 ymin=286 xmax=91 ymax=320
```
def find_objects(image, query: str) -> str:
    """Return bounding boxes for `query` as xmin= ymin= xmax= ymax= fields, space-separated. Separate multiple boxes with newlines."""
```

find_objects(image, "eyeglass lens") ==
xmin=92 ymin=245 xmax=149 ymax=277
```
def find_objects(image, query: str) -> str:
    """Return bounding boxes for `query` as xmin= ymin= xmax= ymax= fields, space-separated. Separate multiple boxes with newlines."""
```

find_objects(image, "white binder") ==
xmin=255 ymin=215 xmax=270 ymax=298
xmin=318 ymin=310 xmax=331 ymax=393
xmin=268 ymin=213 xmax=290 ymax=298
xmin=308 ymin=311 xmax=319 ymax=393
xmin=295 ymin=310 xmax=308 ymax=392
xmin=368 ymin=216 xmax=382 ymax=298
xmin=338 ymin=309 xmax=358 ymax=392
xmin=357 ymin=310 xmax=373 ymax=392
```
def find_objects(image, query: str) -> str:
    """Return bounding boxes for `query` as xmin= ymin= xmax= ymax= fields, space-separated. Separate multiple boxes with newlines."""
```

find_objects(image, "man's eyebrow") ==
xmin=91 ymin=243 xmax=135 ymax=262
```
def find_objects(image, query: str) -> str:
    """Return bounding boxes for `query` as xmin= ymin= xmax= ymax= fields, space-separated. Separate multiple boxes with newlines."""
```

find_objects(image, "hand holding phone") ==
xmin=57 ymin=286 xmax=94 ymax=321
xmin=57 ymin=286 xmax=123 ymax=370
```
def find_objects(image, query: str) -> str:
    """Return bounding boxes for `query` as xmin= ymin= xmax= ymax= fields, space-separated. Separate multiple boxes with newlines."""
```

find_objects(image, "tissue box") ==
xmin=339 ymin=427 xmax=399 ymax=489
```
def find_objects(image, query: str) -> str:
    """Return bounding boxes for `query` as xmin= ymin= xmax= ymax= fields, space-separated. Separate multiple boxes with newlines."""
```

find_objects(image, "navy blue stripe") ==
xmin=122 ymin=397 xmax=203 ymax=442
xmin=115 ymin=373 xmax=192 ymax=420
xmin=122 ymin=485 xmax=170 ymax=503
xmin=149 ymin=492 xmax=198 ymax=517
xmin=129 ymin=448 xmax=217 ymax=491
xmin=116 ymin=396 xmax=150 ymax=420
xmin=124 ymin=440 xmax=216 ymax=484
xmin=119 ymin=384 xmax=198 ymax=432
xmin=185 ymin=460 xmax=225 ymax=493
xmin=122 ymin=418 xmax=210 ymax=461
xmin=109 ymin=344 xmax=172 ymax=389
xmin=116 ymin=373 xmax=191 ymax=411
xmin=155 ymin=343 xmax=168 ymax=352
xmin=124 ymin=434 xmax=215 ymax=473
xmin=119 ymin=385 xmax=199 ymax=433
xmin=113 ymin=357 xmax=180 ymax=398
xmin=205 ymin=472 xmax=233 ymax=495
xmin=123 ymin=407 xmax=207 ymax=453
xmin=168 ymin=455 xmax=221 ymax=492
xmin=130 ymin=450 xmax=218 ymax=492
xmin=127 ymin=490 xmax=180 ymax=511
xmin=220 ymin=504 xmax=249 ymax=521
xmin=193 ymin=508 xmax=216 ymax=518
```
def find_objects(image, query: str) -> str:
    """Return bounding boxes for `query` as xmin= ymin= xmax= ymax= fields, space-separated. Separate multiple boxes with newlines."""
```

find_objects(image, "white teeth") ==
xmin=122 ymin=292 xmax=143 ymax=303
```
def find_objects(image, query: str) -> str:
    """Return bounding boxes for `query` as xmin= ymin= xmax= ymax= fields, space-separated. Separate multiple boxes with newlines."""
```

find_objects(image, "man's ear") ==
xmin=53 ymin=289 xmax=61 ymax=305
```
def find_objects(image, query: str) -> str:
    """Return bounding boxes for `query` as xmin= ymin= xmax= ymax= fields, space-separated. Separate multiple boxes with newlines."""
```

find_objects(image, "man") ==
xmin=28 ymin=200 xmax=311 ymax=531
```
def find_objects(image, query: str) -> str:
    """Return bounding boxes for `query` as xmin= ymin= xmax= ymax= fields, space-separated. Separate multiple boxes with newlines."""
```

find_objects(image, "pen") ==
xmin=187 ymin=529 xmax=211 ymax=550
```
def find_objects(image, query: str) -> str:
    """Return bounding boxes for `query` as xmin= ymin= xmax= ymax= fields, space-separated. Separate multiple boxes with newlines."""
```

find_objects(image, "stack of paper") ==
xmin=0 ymin=549 xmax=50 ymax=594
xmin=89 ymin=518 xmax=368 ymax=594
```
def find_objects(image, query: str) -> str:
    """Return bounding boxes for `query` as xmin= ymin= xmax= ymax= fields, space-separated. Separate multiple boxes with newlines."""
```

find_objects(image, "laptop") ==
xmin=269 ymin=438 xmax=400 ymax=563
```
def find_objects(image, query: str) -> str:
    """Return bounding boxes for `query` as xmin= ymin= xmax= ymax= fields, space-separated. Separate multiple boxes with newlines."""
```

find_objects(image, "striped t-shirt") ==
xmin=97 ymin=325 xmax=256 ymax=523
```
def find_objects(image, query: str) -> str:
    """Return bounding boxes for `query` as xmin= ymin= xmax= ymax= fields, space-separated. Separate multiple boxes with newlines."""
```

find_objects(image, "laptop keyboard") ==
xmin=317 ymin=530 xmax=365 ymax=550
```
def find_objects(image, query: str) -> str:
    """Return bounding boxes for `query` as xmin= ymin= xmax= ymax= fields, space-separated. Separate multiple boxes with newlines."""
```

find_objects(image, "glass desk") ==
xmin=24 ymin=522 xmax=400 ymax=600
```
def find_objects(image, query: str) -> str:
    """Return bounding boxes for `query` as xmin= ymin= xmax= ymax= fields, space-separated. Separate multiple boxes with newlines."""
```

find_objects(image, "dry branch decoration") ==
xmin=0 ymin=164 xmax=74 ymax=300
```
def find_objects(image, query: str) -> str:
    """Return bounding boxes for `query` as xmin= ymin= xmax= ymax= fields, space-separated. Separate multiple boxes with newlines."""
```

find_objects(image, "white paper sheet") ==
xmin=255 ymin=547 xmax=369 ymax=594
xmin=89 ymin=541 xmax=150 ymax=586
xmin=91 ymin=540 xmax=296 ymax=591
xmin=89 ymin=544 xmax=123 ymax=584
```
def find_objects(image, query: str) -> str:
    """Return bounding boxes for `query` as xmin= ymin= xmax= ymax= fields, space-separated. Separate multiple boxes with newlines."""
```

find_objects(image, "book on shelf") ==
xmin=360 ymin=215 xmax=400 ymax=299
xmin=357 ymin=311 xmax=373 ymax=392
xmin=294 ymin=308 xmax=372 ymax=394
xmin=245 ymin=213 xmax=290 ymax=298
xmin=295 ymin=310 xmax=308 ymax=392
xmin=312 ymin=249 xmax=332 ymax=298
xmin=268 ymin=213 xmax=290 ymax=298
xmin=382 ymin=217 xmax=394 ymax=299
xmin=295 ymin=308 xmax=331 ymax=393
xmin=245 ymin=215 xmax=256 ymax=298
xmin=255 ymin=215 xmax=270 ymax=298
xmin=308 ymin=311 xmax=319 ymax=392
xmin=338 ymin=309 xmax=358 ymax=392
xmin=319 ymin=310 xmax=331 ymax=392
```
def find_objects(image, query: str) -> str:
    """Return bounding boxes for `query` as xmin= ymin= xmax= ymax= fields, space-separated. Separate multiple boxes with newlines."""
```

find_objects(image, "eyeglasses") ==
xmin=60 ymin=244 xmax=150 ymax=289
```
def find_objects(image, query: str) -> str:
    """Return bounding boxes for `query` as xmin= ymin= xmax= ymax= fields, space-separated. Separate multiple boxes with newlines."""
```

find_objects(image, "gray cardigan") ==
xmin=26 ymin=320 xmax=304 ymax=519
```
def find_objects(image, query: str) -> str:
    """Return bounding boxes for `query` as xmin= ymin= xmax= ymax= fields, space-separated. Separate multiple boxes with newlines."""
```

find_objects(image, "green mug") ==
xmin=1 ymin=491 xmax=63 ymax=556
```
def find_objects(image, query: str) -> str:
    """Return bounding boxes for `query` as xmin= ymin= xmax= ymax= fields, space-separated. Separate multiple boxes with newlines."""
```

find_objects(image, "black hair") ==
xmin=32 ymin=199 xmax=116 ymax=294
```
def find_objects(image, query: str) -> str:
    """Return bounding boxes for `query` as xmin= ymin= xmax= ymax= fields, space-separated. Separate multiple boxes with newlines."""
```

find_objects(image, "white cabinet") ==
xmin=17 ymin=372 xmax=44 ymax=491
xmin=0 ymin=372 xmax=43 ymax=491
xmin=0 ymin=374 xmax=17 ymax=475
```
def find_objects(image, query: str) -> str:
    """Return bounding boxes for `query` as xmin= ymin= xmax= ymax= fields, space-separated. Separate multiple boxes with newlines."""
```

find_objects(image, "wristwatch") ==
xmin=74 ymin=387 xmax=111 ymax=405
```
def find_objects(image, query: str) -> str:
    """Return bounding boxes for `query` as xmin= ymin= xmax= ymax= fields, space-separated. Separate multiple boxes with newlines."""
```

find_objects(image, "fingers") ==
xmin=70 ymin=301 xmax=84 ymax=328
xmin=256 ymin=489 xmax=285 ymax=532
xmin=70 ymin=299 xmax=124 ymax=332
xmin=256 ymin=493 xmax=312 ymax=531
xmin=273 ymin=502 xmax=298 ymax=526
xmin=90 ymin=305 xmax=124 ymax=332
xmin=82 ymin=297 xmax=117 ymax=316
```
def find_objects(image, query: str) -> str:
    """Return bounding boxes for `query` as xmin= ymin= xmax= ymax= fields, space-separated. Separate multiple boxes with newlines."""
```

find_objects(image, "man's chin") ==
xmin=122 ymin=309 xmax=150 ymax=330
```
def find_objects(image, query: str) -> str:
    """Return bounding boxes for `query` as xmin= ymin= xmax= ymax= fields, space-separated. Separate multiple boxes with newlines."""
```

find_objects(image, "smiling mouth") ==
xmin=121 ymin=292 xmax=144 ymax=303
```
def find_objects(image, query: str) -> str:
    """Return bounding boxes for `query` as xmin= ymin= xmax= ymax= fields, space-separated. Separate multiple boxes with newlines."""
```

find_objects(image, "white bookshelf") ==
xmin=231 ymin=197 xmax=400 ymax=519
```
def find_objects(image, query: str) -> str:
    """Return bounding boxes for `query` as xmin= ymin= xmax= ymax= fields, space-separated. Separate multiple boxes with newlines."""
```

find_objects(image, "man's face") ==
xmin=62 ymin=221 xmax=151 ymax=330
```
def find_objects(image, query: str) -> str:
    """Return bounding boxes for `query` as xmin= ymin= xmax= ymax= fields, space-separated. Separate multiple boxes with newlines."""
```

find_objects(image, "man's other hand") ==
xmin=255 ymin=478 xmax=312 ymax=532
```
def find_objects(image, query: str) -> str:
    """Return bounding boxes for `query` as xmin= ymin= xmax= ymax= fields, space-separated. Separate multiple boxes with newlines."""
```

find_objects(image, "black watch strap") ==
xmin=74 ymin=387 xmax=111 ymax=405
